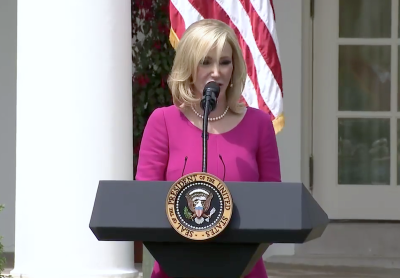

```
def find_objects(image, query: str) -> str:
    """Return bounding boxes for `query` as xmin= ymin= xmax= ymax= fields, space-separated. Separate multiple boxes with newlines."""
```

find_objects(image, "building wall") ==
xmin=0 ymin=0 xmax=17 ymax=253
xmin=0 ymin=0 xmax=307 ymax=257
xmin=264 ymin=0 xmax=306 ymax=258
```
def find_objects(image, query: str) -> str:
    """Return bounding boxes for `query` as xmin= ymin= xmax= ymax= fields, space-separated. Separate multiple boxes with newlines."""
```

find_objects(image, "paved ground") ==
xmin=4 ymin=264 xmax=400 ymax=277
xmin=265 ymin=263 xmax=400 ymax=278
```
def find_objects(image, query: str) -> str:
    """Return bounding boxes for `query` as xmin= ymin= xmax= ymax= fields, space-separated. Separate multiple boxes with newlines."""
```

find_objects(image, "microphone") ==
xmin=201 ymin=81 xmax=220 ymax=173
xmin=200 ymin=81 xmax=220 ymax=112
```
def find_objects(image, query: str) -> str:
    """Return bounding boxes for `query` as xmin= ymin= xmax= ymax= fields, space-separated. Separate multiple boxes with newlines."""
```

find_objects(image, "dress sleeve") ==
xmin=135 ymin=108 xmax=169 ymax=181
xmin=257 ymin=114 xmax=282 ymax=182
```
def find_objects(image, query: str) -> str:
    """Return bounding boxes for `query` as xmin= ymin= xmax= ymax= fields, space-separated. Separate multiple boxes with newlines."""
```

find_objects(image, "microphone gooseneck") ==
xmin=181 ymin=156 xmax=188 ymax=177
xmin=219 ymin=154 xmax=226 ymax=181
xmin=201 ymin=81 xmax=220 ymax=173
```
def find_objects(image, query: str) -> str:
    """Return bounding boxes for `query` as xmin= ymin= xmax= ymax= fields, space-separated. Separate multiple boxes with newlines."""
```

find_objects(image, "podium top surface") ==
xmin=89 ymin=180 xmax=329 ymax=243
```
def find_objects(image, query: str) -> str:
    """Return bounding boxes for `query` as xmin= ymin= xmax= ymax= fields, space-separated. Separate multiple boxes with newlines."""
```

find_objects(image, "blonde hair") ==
xmin=168 ymin=19 xmax=247 ymax=114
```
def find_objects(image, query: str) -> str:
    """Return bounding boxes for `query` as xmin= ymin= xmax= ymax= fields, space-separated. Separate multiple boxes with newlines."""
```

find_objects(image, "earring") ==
xmin=230 ymin=82 xmax=233 ymax=87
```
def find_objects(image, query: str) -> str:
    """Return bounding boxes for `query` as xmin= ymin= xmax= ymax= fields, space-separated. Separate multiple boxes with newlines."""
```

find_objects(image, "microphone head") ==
xmin=203 ymin=81 xmax=220 ymax=98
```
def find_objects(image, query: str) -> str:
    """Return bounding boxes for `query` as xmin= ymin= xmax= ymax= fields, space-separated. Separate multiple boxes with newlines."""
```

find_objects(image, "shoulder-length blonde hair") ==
xmin=168 ymin=19 xmax=247 ymax=114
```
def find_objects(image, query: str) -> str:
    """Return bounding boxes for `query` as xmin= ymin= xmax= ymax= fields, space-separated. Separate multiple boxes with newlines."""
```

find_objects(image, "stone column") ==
xmin=11 ymin=0 xmax=137 ymax=277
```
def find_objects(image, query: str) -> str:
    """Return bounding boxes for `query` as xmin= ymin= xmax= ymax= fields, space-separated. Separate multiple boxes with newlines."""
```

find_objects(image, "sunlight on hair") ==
xmin=168 ymin=19 xmax=247 ymax=114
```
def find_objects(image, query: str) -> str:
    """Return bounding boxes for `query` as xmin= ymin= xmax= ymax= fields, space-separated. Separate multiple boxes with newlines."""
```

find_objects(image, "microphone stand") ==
xmin=202 ymin=98 xmax=211 ymax=173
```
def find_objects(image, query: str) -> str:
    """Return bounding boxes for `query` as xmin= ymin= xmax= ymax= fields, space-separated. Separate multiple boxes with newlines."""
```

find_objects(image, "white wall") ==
xmin=264 ymin=0 xmax=306 ymax=258
xmin=0 ymin=0 xmax=17 ymax=252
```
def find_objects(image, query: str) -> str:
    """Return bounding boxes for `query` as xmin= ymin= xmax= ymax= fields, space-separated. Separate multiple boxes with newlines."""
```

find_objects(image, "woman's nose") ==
xmin=210 ymin=63 xmax=220 ymax=77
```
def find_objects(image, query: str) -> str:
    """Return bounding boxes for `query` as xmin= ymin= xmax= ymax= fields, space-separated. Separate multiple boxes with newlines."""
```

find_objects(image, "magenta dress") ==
xmin=136 ymin=105 xmax=281 ymax=278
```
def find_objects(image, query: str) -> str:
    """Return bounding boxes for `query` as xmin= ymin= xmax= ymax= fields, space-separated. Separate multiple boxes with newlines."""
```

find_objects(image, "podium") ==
xmin=89 ymin=180 xmax=329 ymax=278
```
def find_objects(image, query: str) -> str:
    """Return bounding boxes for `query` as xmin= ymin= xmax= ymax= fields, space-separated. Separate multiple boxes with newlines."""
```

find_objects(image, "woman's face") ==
xmin=193 ymin=43 xmax=233 ymax=101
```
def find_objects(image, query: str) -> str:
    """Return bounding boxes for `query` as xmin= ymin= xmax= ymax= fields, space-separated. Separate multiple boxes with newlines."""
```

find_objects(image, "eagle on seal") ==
xmin=185 ymin=189 xmax=215 ymax=224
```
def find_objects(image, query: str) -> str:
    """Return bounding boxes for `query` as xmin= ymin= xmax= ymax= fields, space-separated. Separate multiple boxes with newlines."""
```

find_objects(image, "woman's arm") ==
xmin=135 ymin=108 xmax=169 ymax=181
xmin=256 ymin=114 xmax=282 ymax=182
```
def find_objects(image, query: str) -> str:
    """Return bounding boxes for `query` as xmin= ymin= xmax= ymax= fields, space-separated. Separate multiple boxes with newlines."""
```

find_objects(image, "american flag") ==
xmin=169 ymin=0 xmax=284 ymax=134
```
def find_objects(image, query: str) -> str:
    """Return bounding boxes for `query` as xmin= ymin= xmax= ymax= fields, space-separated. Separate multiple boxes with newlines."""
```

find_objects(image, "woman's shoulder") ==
xmin=147 ymin=105 xmax=181 ymax=121
xmin=144 ymin=105 xmax=190 ymax=140
xmin=240 ymin=107 xmax=276 ymax=137
xmin=145 ymin=105 xmax=187 ymax=133
xmin=244 ymin=107 xmax=274 ymax=125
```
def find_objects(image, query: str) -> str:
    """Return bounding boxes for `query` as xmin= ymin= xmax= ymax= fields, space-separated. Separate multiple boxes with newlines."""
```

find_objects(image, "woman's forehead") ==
xmin=201 ymin=42 xmax=232 ymax=57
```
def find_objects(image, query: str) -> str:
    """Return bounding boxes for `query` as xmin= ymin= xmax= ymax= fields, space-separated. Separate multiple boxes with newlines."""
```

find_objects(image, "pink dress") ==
xmin=136 ymin=105 xmax=281 ymax=278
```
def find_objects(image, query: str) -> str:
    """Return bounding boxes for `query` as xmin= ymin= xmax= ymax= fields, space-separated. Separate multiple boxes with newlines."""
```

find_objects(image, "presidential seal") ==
xmin=166 ymin=172 xmax=233 ymax=241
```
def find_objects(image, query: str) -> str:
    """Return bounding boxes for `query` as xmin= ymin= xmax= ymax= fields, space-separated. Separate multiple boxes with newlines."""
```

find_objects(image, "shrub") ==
xmin=132 ymin=0 xmax=174 ymax=173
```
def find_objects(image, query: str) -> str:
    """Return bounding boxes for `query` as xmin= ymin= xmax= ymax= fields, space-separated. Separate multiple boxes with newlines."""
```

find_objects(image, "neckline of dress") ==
xmin=174 ymin=105 xmax=249 ymax=136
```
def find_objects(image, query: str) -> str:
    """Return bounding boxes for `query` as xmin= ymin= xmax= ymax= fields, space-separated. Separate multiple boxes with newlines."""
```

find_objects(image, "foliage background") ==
xmin=132 ymin=0 xmax=175 ymax=174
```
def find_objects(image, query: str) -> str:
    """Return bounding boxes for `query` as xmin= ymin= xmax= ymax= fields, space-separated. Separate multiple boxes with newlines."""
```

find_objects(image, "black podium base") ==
xmin=144 ymin=241 xmax=270 ymax=278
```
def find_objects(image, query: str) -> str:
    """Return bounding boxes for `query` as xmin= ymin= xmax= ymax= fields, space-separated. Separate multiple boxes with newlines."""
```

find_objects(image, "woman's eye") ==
xmin=221 ymin=60 xmax=232 ymax=65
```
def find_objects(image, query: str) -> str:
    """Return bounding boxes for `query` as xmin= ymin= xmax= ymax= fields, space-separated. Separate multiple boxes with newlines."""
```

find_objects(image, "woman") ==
xmin=136 ymin=19 xmax=281 ymax=278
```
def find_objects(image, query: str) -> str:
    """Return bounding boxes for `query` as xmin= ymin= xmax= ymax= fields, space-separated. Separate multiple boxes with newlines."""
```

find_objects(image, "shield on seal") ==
xmin=194 ymin=200 xmax=203 ymax=217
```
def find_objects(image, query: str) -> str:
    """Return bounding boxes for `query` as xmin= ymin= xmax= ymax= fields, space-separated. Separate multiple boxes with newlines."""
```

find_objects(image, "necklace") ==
xmin=191 ymin=106 xmax=229 ymax=122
